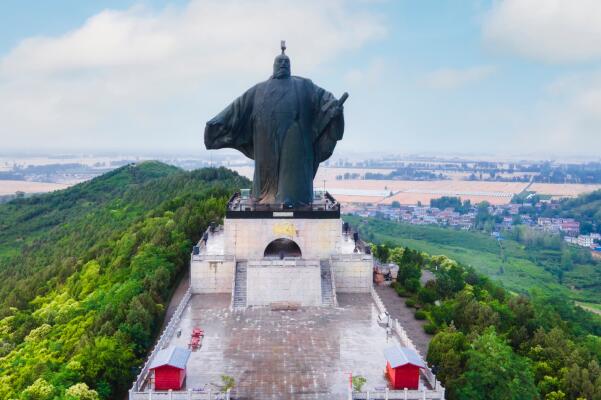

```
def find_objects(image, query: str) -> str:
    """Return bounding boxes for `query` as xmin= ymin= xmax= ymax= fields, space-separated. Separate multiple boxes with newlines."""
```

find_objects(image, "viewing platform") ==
xmin=225 ymin=190 xmax=340 ymax=219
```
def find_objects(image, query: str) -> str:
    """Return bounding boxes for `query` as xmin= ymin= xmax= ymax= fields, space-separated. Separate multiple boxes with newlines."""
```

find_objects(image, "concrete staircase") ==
xmin=233 ymin=261 xmax=247 ymax=310
xmin=320 ymin=260 xmax=337 ymax=307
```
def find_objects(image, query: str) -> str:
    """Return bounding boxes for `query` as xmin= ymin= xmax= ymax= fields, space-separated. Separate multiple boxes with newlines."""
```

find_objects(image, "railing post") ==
xmin=169 ymin=389 xmax=173 ymax=400
xmin=385 ymin=388 xmax=389 ymax=400
xmin=422 ymin=388 xmax=426 ymax=400
xmin=366 ymin=390 xmax=370 ymax=400
xmin=188 ymin=388 xmax=192 ymax=400
xmin=208 ymin=388 xmax=212 ymax=400
xmin=404 ymin=388 xmax=408 ymax=400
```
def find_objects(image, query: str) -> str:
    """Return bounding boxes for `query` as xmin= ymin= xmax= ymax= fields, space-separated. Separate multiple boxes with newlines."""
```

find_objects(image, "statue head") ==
xmin=273 ymin=40 xmax=290 ymax=79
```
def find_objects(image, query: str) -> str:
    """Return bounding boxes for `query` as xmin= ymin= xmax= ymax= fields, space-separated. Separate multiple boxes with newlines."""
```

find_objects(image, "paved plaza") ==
xmin=161 ymin=293 xmax=427 ymax=399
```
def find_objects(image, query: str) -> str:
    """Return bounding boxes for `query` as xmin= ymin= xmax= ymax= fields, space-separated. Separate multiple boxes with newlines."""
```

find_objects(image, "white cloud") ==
xmin=422 ymin=65 xmax=495 ymax=90
xmin=343 ymin=57 xmax=386 ymax=86
xmin=502 ymin=69 xmax=601 ymax=154
xmin=0 ymin=0 xmax=386 ymax=150
xmin=483 ymin=0 xmax=601 ymax=63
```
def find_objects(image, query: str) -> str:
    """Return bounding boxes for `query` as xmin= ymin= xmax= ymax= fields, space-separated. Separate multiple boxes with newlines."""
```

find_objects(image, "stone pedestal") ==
xmin=223 ymin=217 xmax=341 ymax=260
xmin=190 ymin=194 xmax=374 ymax=306
xmin=246 ymin=260 xmax=321 ymax=306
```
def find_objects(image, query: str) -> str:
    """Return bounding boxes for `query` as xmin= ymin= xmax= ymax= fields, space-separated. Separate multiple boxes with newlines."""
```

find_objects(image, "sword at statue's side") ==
xmin=316 ymin=92 xmax=348 ymax=139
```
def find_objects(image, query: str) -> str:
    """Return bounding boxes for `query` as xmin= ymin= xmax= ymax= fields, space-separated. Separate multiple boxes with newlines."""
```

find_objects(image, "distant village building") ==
xmin=565 ymin=233 xmax=600 ymax=248
xmin=538 ymin=217 xmax=580 ymax=236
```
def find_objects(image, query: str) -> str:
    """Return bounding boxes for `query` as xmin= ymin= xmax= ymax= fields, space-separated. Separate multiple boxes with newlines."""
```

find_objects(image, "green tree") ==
xmin=392 ymin=248 xmax=423 ymax=291
xmin=65 ymin=383 xmax=100 ymax=400
xmin=457 ymin=329 xmax=538 ymax=400
xmin=427 ymin=326 xmax=467 ymax=396
xmin=21 ymin=378 xmax=55 ymax=400
xmin=371 ymin=244 xmax=390 ymax=263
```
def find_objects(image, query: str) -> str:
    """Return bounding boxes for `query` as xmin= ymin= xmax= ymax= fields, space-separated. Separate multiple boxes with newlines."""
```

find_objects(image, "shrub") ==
xmin=415 ymin=310 xmax=427 ymax=320
xmin=221 ymin=375 xmax=235 ymax=393
xmin=352 ymin=375 xmax=367 ymax=392
xmin=423 ymin=322 xmax=438 ymax=335
xmin=417 ymin=287 xmax=437 ymax=304
xmin=405 ymin=298 xmax=417 ymax=308
xmin=404 ymin=277 xmax=421 ymax=293
xmin=395 ymin=284 xmax=409 ymax=297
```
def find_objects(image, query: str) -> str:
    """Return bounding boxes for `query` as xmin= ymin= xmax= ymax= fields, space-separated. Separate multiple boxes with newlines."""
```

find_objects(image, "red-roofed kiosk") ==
xmin=149 ymin=346 xmax=191 ymax=390
xmin=384 ymin=345 xmax=426 ymax=390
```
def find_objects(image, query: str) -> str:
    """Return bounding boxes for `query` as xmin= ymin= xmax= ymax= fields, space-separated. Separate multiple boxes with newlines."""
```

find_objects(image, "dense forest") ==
xmin=370 ymin=243 xmax=601 ymax=400
xmin=0 ymin=162 xmax=248 ymax=399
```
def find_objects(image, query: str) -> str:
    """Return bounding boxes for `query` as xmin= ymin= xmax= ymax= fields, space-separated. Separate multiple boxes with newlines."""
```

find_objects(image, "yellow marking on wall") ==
xmin=272 ymin=222 xmax=296 ymax=237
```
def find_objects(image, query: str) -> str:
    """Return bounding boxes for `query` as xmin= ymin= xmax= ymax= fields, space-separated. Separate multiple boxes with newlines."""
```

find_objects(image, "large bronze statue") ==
xmin=205 ymin=41 xmax=347 ymax=206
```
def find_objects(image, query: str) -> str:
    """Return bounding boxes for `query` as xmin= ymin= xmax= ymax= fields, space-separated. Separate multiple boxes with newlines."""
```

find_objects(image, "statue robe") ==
xmin=204 ymin=76 xmax=344 ymax=205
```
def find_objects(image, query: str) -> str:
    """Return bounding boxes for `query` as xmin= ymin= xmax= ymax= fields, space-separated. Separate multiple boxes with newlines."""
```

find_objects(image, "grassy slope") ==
xmin=345 ymin=216 xmax=600 ymax=303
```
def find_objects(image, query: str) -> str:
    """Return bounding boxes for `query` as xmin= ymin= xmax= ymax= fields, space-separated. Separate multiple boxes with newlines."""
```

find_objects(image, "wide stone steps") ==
xmin=320 ymin=260 xmax=336 ymax=307
xmin=233 ymin=261 xmax=247 ymax=310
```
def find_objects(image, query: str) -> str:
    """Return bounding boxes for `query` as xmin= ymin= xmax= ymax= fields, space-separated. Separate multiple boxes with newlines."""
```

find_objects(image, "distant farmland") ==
xmin=20 ymin=164 xmax=595 ymax=206
xmin=0 ymin=180 xmax=69 ymax=196
xmin=313 ymin=167 xmax=601 ymax=206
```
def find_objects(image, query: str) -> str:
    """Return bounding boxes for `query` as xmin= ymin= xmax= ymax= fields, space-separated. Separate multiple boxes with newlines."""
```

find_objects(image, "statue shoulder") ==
xmin=290 ymin=76 xmax=312 ymax=85
xmin=291 ymin=76 xmax=324 ymax=93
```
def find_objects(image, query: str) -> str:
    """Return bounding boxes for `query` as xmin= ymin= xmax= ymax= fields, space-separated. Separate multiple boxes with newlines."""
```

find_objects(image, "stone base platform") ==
xmin=157 ymin=293 xmax=431 ymax=399
xmin=246 ymin=259 xmax=322 ymax=306
xmin=191 ymin=219 xmax=373 ymax=301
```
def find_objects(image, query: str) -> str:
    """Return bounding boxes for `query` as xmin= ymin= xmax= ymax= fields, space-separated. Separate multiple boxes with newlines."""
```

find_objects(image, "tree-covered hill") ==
xmin=0 ymin=162 xmax=249 ymax=399
xmin=543 ymin=189 xmax=601 ymax=234
xmin=346 ymin=216 xmax=601 ymax=304
xmin=367 ymin=240 xmax=601 ymax=399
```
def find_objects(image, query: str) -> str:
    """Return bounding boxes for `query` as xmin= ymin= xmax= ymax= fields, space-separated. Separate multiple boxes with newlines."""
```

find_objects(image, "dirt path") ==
xmin=375 ymin=284 xmax=433 ymax=357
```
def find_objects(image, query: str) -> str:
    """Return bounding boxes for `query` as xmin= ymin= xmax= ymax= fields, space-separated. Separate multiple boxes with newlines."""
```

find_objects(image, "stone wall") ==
xmin=224 ymin=218 xmax=341 ymax=260
xmin=190 ymin=257 xmax=235 ymax=293
xmin=246 ymin=260 xmax=322 ymax=306
xmin=331 ymin=255 xmax=373 ymax=293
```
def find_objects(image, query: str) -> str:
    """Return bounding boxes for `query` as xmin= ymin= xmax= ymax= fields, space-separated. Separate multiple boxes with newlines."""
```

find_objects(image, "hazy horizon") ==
xmin=1 ymin=148 xmax=600 ymax=165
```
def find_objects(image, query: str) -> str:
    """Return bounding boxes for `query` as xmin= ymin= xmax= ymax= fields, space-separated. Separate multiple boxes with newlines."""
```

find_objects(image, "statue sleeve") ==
xmin=312 ymin=83 xmax=345 ymax=174
xmin=204 ymin=85 xmax=256 ymax=160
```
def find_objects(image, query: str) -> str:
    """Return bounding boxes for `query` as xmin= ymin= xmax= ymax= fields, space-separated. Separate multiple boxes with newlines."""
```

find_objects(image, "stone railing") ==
xmin=329 ymin=261 xmax=339 ymax=307
xmin=129 ymin=286 xmax=192 ymax=394
xmin=332 ymin=253 xmax=372 ymax=261
xmin=247 ymin=259 xmax=320 ymax=268
xmin=370 ymin=286 xmax=387 ymax=315
xmin=351 ymin=387 xmax=445 ymax=399
xmin=130 ymin=389 xmax=231 ymax=400
xmin=229 ymin=262 xmax=239 ymax=310
xmin=191 ymin=254 xmax=235 ymax=262
xmin=369 ymin=287 xmax=445 ymax=396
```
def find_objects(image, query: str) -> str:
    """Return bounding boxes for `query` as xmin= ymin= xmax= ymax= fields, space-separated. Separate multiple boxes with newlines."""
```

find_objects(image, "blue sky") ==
xmin=1 ymin=0 xmax=600 ymax=158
